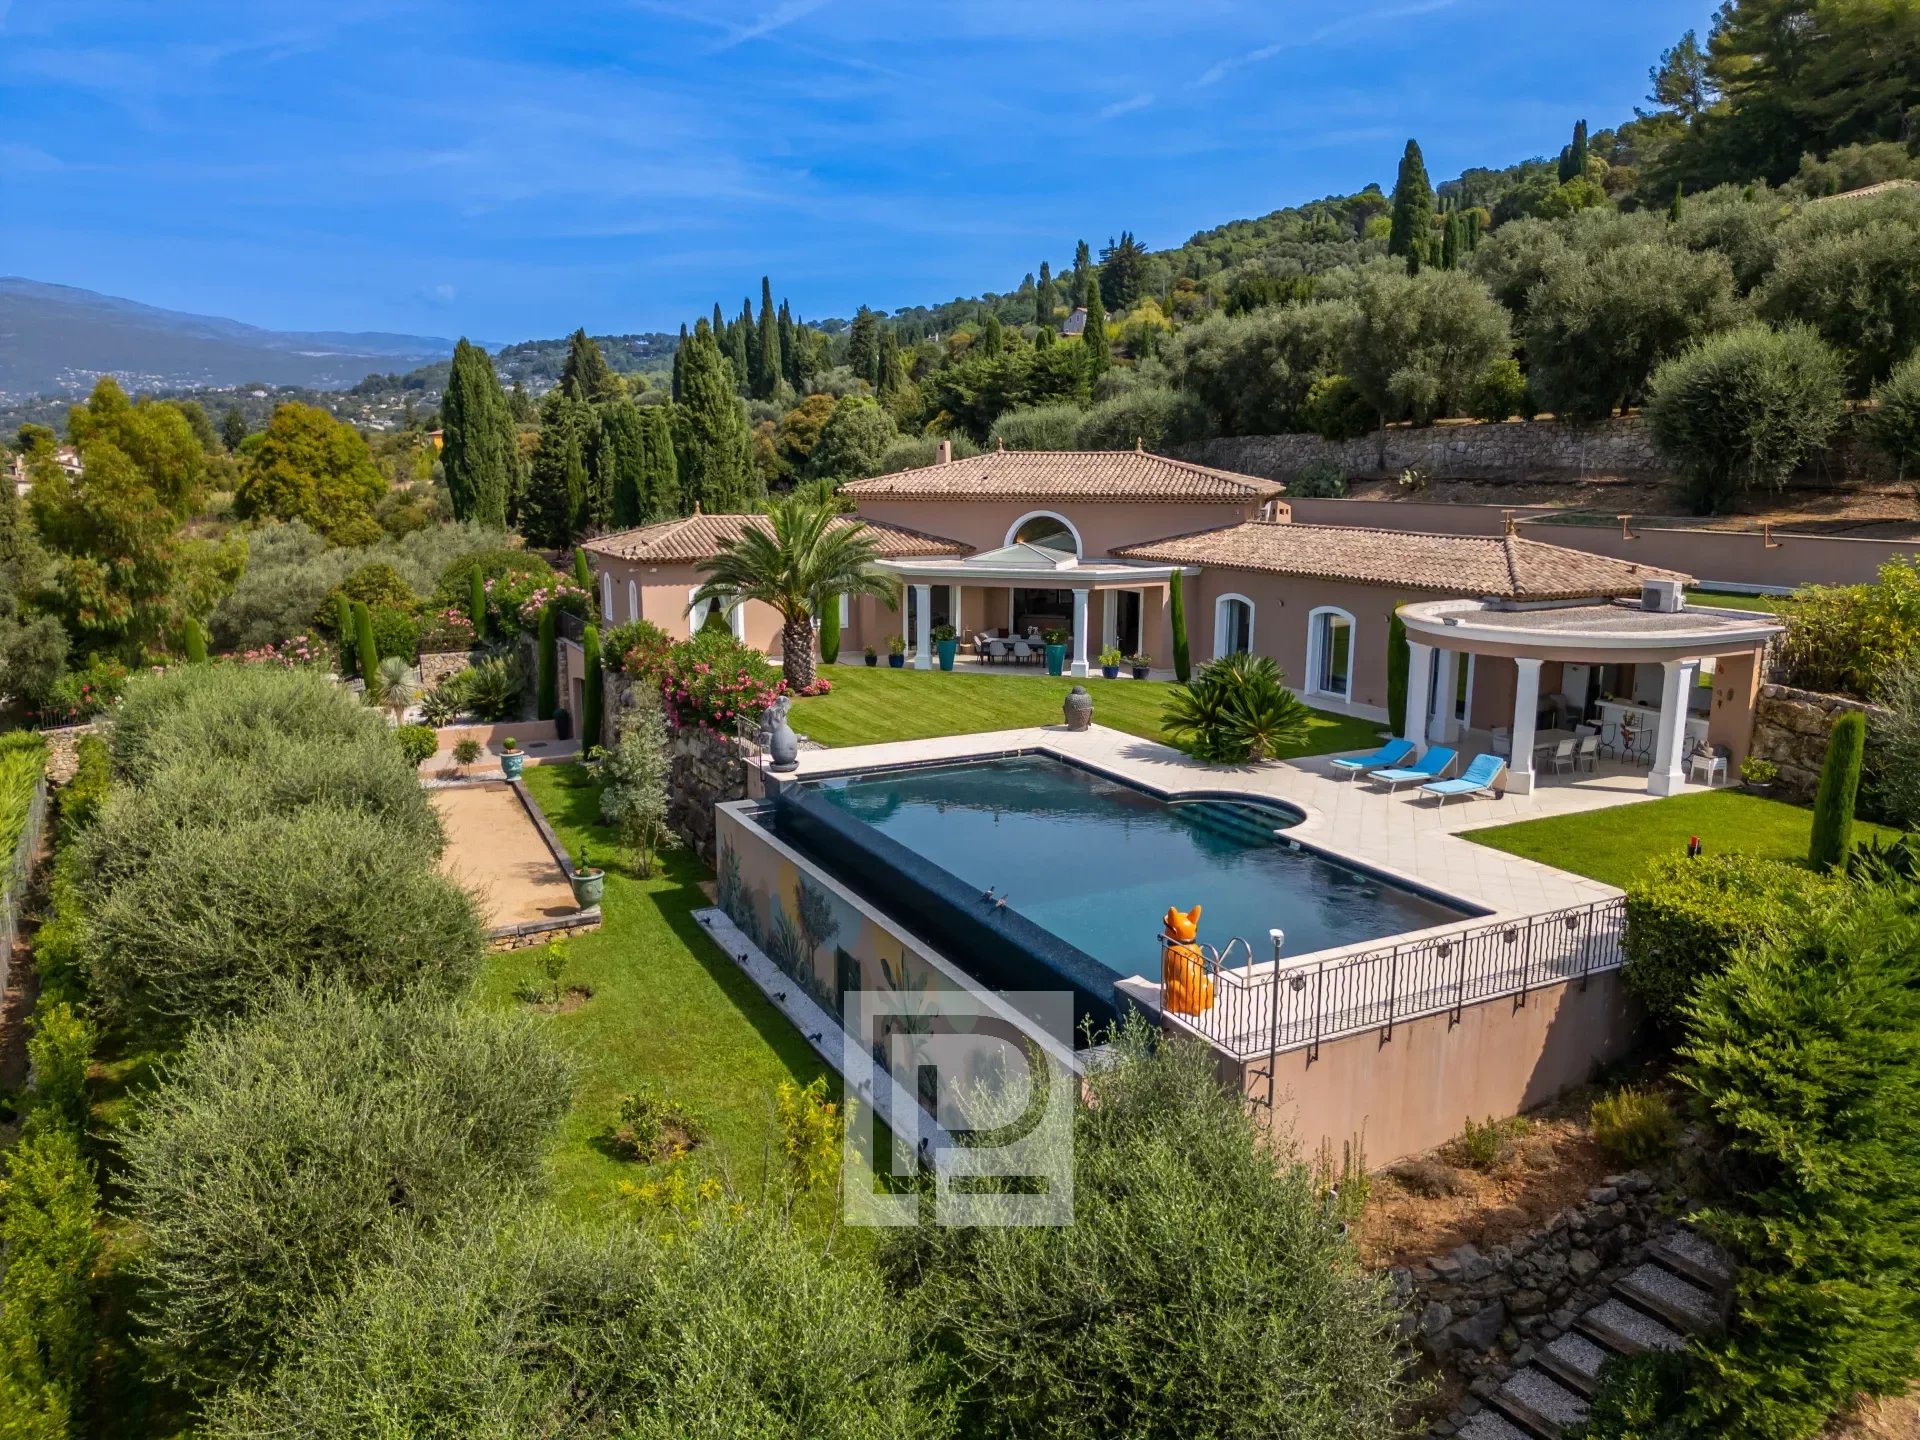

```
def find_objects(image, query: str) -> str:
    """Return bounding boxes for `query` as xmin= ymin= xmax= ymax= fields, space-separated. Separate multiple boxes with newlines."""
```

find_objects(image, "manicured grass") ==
xmin=479 ymin=763 xmax=831 ymax=1222
xmin=1463 ymin=788 xmax=1900 ymax=889
xmin=1686 ymin=588 xmax=1799 ymax=615
xmin=793 ymin=662 xmax=1386 ymax=757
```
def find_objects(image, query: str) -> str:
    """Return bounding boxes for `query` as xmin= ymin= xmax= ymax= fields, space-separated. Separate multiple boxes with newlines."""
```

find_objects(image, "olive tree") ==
xmin=1757 ymin=191 xmax=1920 ymax=391
xmin=1341 ymin=266 xmax=1512 ymax=425
xmin=1646 ymin=323 xmax=1847 ymax=514
xmin=1865 ymin=352 xmax=1920 ymax=480
xmin=1165 ymin=300 xmax=1354 ymax=435
xmin=126 ymin=983 xmax=571 ymax=1391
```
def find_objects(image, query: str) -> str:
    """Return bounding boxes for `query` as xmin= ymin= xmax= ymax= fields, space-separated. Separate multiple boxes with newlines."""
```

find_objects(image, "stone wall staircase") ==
xmin=1452 ymin=1230 xmax=1732 ymax=1440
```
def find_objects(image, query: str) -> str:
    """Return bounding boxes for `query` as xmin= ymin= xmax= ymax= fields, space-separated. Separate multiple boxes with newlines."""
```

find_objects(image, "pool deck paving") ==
xmin=429 ymin=780 xmax=578 ymax=928
xmin=769 ymin=722 xmax=1678 ymax=930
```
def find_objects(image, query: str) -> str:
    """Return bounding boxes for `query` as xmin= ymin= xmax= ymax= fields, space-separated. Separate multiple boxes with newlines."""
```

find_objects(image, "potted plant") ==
xmin=553 ymin=707 xmax=572 ymax=742
xmin=1129 ymin=652 xmax=1153 ymax=681
xmin=500 ymin=734 xmax=525 ymax=779
xmin=1739 ymin=754 xmax=1778 ymax=793
xmin=864 ymin=645 xmax=879 ymax=668
xmin=570 ymin=844 xmax=605 ymax=908
xmin=1098 ymin=646 xmax=1124 ymax=680
xmin=1042 ymin=627 xmax=1069 ymax=677
xmin=887 ymin=635 xmax=907 ymax=669
xmin=932 ymin=623 xmax=959 ymax=672
xmin=452 ymin=735 xmax=482 ymax=776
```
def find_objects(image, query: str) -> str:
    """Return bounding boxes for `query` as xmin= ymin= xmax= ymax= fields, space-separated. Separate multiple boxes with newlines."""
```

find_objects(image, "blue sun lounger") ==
xmin=1367 ymin=745 xmax=1457 ymax=792
xmin=1328 ymin=738 xmax=1415 ymax=780
xmin=1421 ymin=753 xmax=1507 ymax=806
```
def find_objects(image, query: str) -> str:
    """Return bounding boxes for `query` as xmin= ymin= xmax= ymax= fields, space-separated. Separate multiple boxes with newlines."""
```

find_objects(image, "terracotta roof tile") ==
xmin=582 ymin=513 xmax=970 ymax=564
xmin=839 ymin=448 xmax=1285 ymax=504
xmin=1113 ymin=522 xmax=1690 ymax=599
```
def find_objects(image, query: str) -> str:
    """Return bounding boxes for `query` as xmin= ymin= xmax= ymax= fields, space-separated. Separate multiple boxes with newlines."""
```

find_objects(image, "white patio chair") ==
xmin=1575 ymin=735 xmax=1600 ymax=772
xmin=1011 ymin=639 xmax=1034 ymax=665
xmin=986 ymin=639 xmax=1010 ymax=664
xmin=1547 ymin=738 xmax=1577 ymax=775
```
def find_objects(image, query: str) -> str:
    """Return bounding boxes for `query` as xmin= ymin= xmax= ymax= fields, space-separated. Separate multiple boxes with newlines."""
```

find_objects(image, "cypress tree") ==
xmin=777 ymin=300 xmax=798 ymax=391
xmin=672 ymin=323 xmax=689 ymax=402
xmin=560 ymin=329 xmax=622 ymax=404
xmin=981 ymin=313 xmax=1004 ymax=358
xmin=221 ymin=406 xmax=247 ymax=451
xmin=1571 ymin=119 xmax=1589 ymax=178
xmin=1035 ymin=324 xmax=1054 ymax=349
xmin=526 ymin=392 xmax=593 ymax=547
xmin=731 ymin=300 xmax=754 ymax=396
xmin=1388 ymin=139 xmax=1433 ymax=264
xmin=468 ymin=565 xmax=487 ymax=641
xmin=184 ymin=616 xmax=208 ymax=664
xmin=573 ymin=546 xmax=593 ymax=595
xmin=1668 ymin=184 xmax=1685 ymax=223
xmin=1809 ymin=711 xmax=1866 ymax=870
xmin=678 ymin=320 xmax=754 ymax=513
xmin=1441 ymin=207 xmax=1466 ymax=270
xmin=1169 ymin=571 xmax=1191 ymax=683
xmin=846 ymin=308 xmax=880 ymax=389
xmin=756 ymin=277 xmax=781 ymax=400
xmin=1386 ymin=611 xmax=1410 ymax=734
xmin=1082 ymin=274 xmax=1110 ymax=377
xmin=335 ymin=594 xmax=356 ymax=676
xmin=536 ymin=606 xmax=558 ymax=721
xmin=1035 ymin=261 xmax=1054 ymax=325
xmin=818 ymin=596 xmax=841 ymax=666
xmin=1466 ymin=208 xmax=1482 ymax=249
xmin=639 ymin=404 xmax=680 ymax=519
xmin=352 ymin=601 xmax=378 ymax=687
xmin=1073 ymin=240 xmax=1091 ymax=303
xmin=442 ymin=339 xmax=518 ymax=527
xmin=582 ymin=625 xmax=604 ymax=750
xmin=601 ymin=402 xmax=646 ymax=528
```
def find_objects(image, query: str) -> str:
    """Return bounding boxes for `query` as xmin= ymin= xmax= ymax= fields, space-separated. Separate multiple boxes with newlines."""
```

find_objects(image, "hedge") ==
xmin=1622 ymin=853 xmax=1841 ymax=1032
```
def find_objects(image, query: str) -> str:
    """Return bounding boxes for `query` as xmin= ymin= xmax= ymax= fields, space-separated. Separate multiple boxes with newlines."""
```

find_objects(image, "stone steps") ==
xmin=1488 ymin=1366 xmax=1589 ymax=1440
xmin=1537 ymin=1331 xmax=1611 ymax=1397
xmin=1457 ymin=1410 xmax=1535 ymax=1440
xmin=1614 ymin=1261 xmax=1721 ymax=1334
xmin=1576 ymin=1296 xmax=1689 ymax=1356
xmin=1649 ymin=1230 xmax=1733 ymax=1291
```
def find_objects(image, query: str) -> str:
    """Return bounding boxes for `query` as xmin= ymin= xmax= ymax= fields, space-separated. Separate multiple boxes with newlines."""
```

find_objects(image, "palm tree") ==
xmin=692 ymin=496 xmax=896 ymax=689
xmin=369 ymin=655 xmax=418 ymax=725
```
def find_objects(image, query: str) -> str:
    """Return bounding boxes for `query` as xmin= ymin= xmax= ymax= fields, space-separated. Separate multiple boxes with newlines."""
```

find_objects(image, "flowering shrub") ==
xmin=796 ymin=677 xmax=833 ymax=698
xmin=416 ymin=608 xmax=478 ymax=654
xmin=234 ymin=633 xmax=331 ymax=671
xmin=604 ymin=619 xmax=673 ymax=680
xmin=658 ymin=630 xmax=785 ymax=737
xmin=37 ymin=654 xmax=131 ymax=723
xmin=514 ymin=582 xmax=591 ymax=629
xmin=482 ymin=568 xmax=588 ymax=633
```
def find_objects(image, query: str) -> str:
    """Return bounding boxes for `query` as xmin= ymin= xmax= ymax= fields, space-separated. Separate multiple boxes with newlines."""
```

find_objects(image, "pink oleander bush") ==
xmin=416 ymin=608 xmax=477 ymax=654
xmin=234 ymin=633 xmax=329 ymax=671
xmin=658 ymin=629 xmax=786 ymax=737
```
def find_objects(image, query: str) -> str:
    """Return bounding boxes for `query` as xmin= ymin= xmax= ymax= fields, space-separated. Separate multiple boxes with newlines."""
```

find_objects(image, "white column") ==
xmin=1403 ymin=640 xmax=1435 ymax=755
xmin=1070 ymin=588 xmax=1090 ymax=678
xmin=1509 ymin=657 xmax=1543 ymax=795
xmin=949 ymin=585 xmax=962 ymax=637
xmin=1647 ymin=659 xmax=1697 ymax=796
xmin=913 ymin=583 xmax=932 ymax=670
xmin=1431 ymin=649 xmax=1461 ymax=743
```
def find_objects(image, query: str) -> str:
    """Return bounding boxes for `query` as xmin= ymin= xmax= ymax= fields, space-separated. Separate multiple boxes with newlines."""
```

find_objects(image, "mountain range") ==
xmin=0 ymin=278 xmax=470 ymax=401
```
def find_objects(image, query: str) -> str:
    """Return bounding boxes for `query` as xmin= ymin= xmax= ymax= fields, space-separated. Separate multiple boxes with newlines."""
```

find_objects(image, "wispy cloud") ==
xmin=1098 ymin=92 xmax=1155 ymax=120
xmin=713 ymin=0 xmax=829 ymax=51
xmin=1197 ymin=0 xmax=1459 ymax=86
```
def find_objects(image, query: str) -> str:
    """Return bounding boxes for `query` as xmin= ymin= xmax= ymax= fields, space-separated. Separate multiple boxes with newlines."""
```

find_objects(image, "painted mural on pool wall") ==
xmin=716 ymin=808 xmax=985 ymax=1109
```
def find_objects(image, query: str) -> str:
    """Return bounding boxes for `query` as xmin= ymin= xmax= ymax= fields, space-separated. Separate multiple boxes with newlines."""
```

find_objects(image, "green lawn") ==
xmin=1686 ymin=588 xmax=1799 ymax=615
xmin=1463 ymin=788 xmax=1899 ymax=889
xmin=480 ymin=764 xmax=830 ymax=1221
xmin=793 ymin=662 xmax=1386 ymax=757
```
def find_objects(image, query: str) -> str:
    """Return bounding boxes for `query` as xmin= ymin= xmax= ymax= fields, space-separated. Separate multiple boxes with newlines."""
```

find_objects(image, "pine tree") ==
xmin=1035 ymin=261 xmax=1054 ymax=325
xmin=1388 ymin=139 xmax=1433 ymax=265
xmin=536 ymin=605 xmax=558 ymax=720
xmin=582 ymin=625 xmax=604 ymax=750
xmin=441 ymin=339 xmax=518 ymax=527
xmin=468 ymin=565 xmax=487 ymax=641
xmin=560 ymin=329 xmax=622 ymax=404
xmin=352 ymin=601 xmax=378 ymax=687
xmin=1082 ymin=275 xmax=1110 ymax=377
xmin=678 ymin=320 xmax=755 ymax=513
xmin=220 ymin=406 xmax=247 ymax=451
xmin=755 ymin=276 xmax=781 ymax=401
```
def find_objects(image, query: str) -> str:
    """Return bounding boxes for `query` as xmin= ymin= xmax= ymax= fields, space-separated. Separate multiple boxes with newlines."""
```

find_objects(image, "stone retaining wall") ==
xmin=668 ymin=727 xmax=751 ymax=866
xmin=419 ymin=651 xmax=472 ymax=688
xmin=1394 ymin=1170 xmax=1673 ymax=1396
xmin=1749 ymin=683 xmax=1884 ymax=802
xmin=35 ymin=723 xmax=101 ymax=785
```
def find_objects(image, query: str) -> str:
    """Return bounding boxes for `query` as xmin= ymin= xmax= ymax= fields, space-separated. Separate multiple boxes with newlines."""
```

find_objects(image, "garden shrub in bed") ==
xmin=659 ymin=629 xmax=786 ymax=737
xmin=125 ymin=981 xmax=570 ymax=1392
xmin=0 ymin=731 xmax=46 ymax=859
xmin=111 ymin=664 xmax=383 ymax=782
xmin=1622 ymin=853 xmax=1841 ymax=1032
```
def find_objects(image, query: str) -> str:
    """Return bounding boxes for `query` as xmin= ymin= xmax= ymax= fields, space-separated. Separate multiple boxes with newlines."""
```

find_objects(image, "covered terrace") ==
xmin=1398 ymin=589 xmax=1786 ymax=796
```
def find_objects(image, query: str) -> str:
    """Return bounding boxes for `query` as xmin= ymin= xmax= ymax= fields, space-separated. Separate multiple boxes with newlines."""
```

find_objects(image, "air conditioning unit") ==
xmin=1641 ymin=579 xmax=1684 ymax=613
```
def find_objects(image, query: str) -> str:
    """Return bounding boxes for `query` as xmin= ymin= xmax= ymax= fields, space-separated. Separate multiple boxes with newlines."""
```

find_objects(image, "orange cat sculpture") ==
xmin=1160 ymin=903 xmax=1215 ymax=1016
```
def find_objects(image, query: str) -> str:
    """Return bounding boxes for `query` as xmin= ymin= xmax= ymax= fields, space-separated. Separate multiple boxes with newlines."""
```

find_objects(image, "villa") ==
xmin=584 ymin=445 xmax=1783 ymax=792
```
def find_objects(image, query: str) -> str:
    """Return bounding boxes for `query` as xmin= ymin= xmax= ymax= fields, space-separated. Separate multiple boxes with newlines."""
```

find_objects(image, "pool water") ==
xmin=806 ymin=755 xmax=1472 ymax=982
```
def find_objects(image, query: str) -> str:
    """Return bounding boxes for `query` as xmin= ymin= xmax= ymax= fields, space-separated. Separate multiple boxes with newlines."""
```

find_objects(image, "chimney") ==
xmin=936 ymin=439 xmax=952 ymax=465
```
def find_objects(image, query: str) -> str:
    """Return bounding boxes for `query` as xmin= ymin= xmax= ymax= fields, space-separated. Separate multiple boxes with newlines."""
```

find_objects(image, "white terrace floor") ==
xmin=773 ymin=722 xmax=1699 ymax=924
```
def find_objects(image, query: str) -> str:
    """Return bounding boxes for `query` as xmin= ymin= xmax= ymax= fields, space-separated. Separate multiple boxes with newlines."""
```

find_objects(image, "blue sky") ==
xmin=0 ymin=0 xmax=1714 ymax=343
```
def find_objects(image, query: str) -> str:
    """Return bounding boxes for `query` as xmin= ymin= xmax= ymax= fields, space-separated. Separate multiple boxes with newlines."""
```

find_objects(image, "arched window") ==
xmin=626 ymin=579 xmax=639 ymax=624
xmin=1005 ymin=510 xmax=1081 ymax=556
xmin=1306 ymin=606 xmax=1356 ymax=701
xmin=1213 ymin=594 xmax=1254 ymax=658
xmin=599 ymin=570 xmax=614 ymax=622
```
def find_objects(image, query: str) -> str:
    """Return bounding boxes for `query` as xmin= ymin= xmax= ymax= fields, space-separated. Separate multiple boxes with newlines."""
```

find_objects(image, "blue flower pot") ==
xmin=888 ymin=653 xmax=906 ymax=668
xmin=1101 ymin=664 xmax=1120 ymax=680
xmin=1045 ymin=644 xmax=1067 ymax=677
xmin=936 ymin=638 xmax=958 ymax=671
xmin=501 ymin=751 xmax=525 ymax=779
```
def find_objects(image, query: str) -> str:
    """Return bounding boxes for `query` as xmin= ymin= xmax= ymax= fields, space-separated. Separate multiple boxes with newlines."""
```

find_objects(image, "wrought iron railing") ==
xmin=1165 ymin=897 xmax=1628 ymax=1088
xmin=556 ymin=609 xmax=588 ymax=646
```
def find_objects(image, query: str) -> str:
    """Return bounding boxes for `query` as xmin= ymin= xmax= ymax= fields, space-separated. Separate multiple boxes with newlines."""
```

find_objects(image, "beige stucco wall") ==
xmin=849 ymin=496 xmax=1272 ymax=558
xmin=1246 ymin=971 xmax=1640 ymax=1165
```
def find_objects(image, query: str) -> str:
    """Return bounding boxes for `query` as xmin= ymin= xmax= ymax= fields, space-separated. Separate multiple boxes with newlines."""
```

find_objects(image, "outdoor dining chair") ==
xmin=1547 ymin=738 xmax=1577 ymax=775
xmin=1011 ymin=639 xmax=1034 ymax=665
xmin=1575 ymin=735 xmax=1601 ymax=772
xmin=985 ymin=638 xmax=1010 ymax=664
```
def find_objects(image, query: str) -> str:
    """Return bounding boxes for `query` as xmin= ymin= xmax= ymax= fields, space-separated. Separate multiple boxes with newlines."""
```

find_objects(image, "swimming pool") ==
xmin=783 ymin=753 xmax=1475 ymax=988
